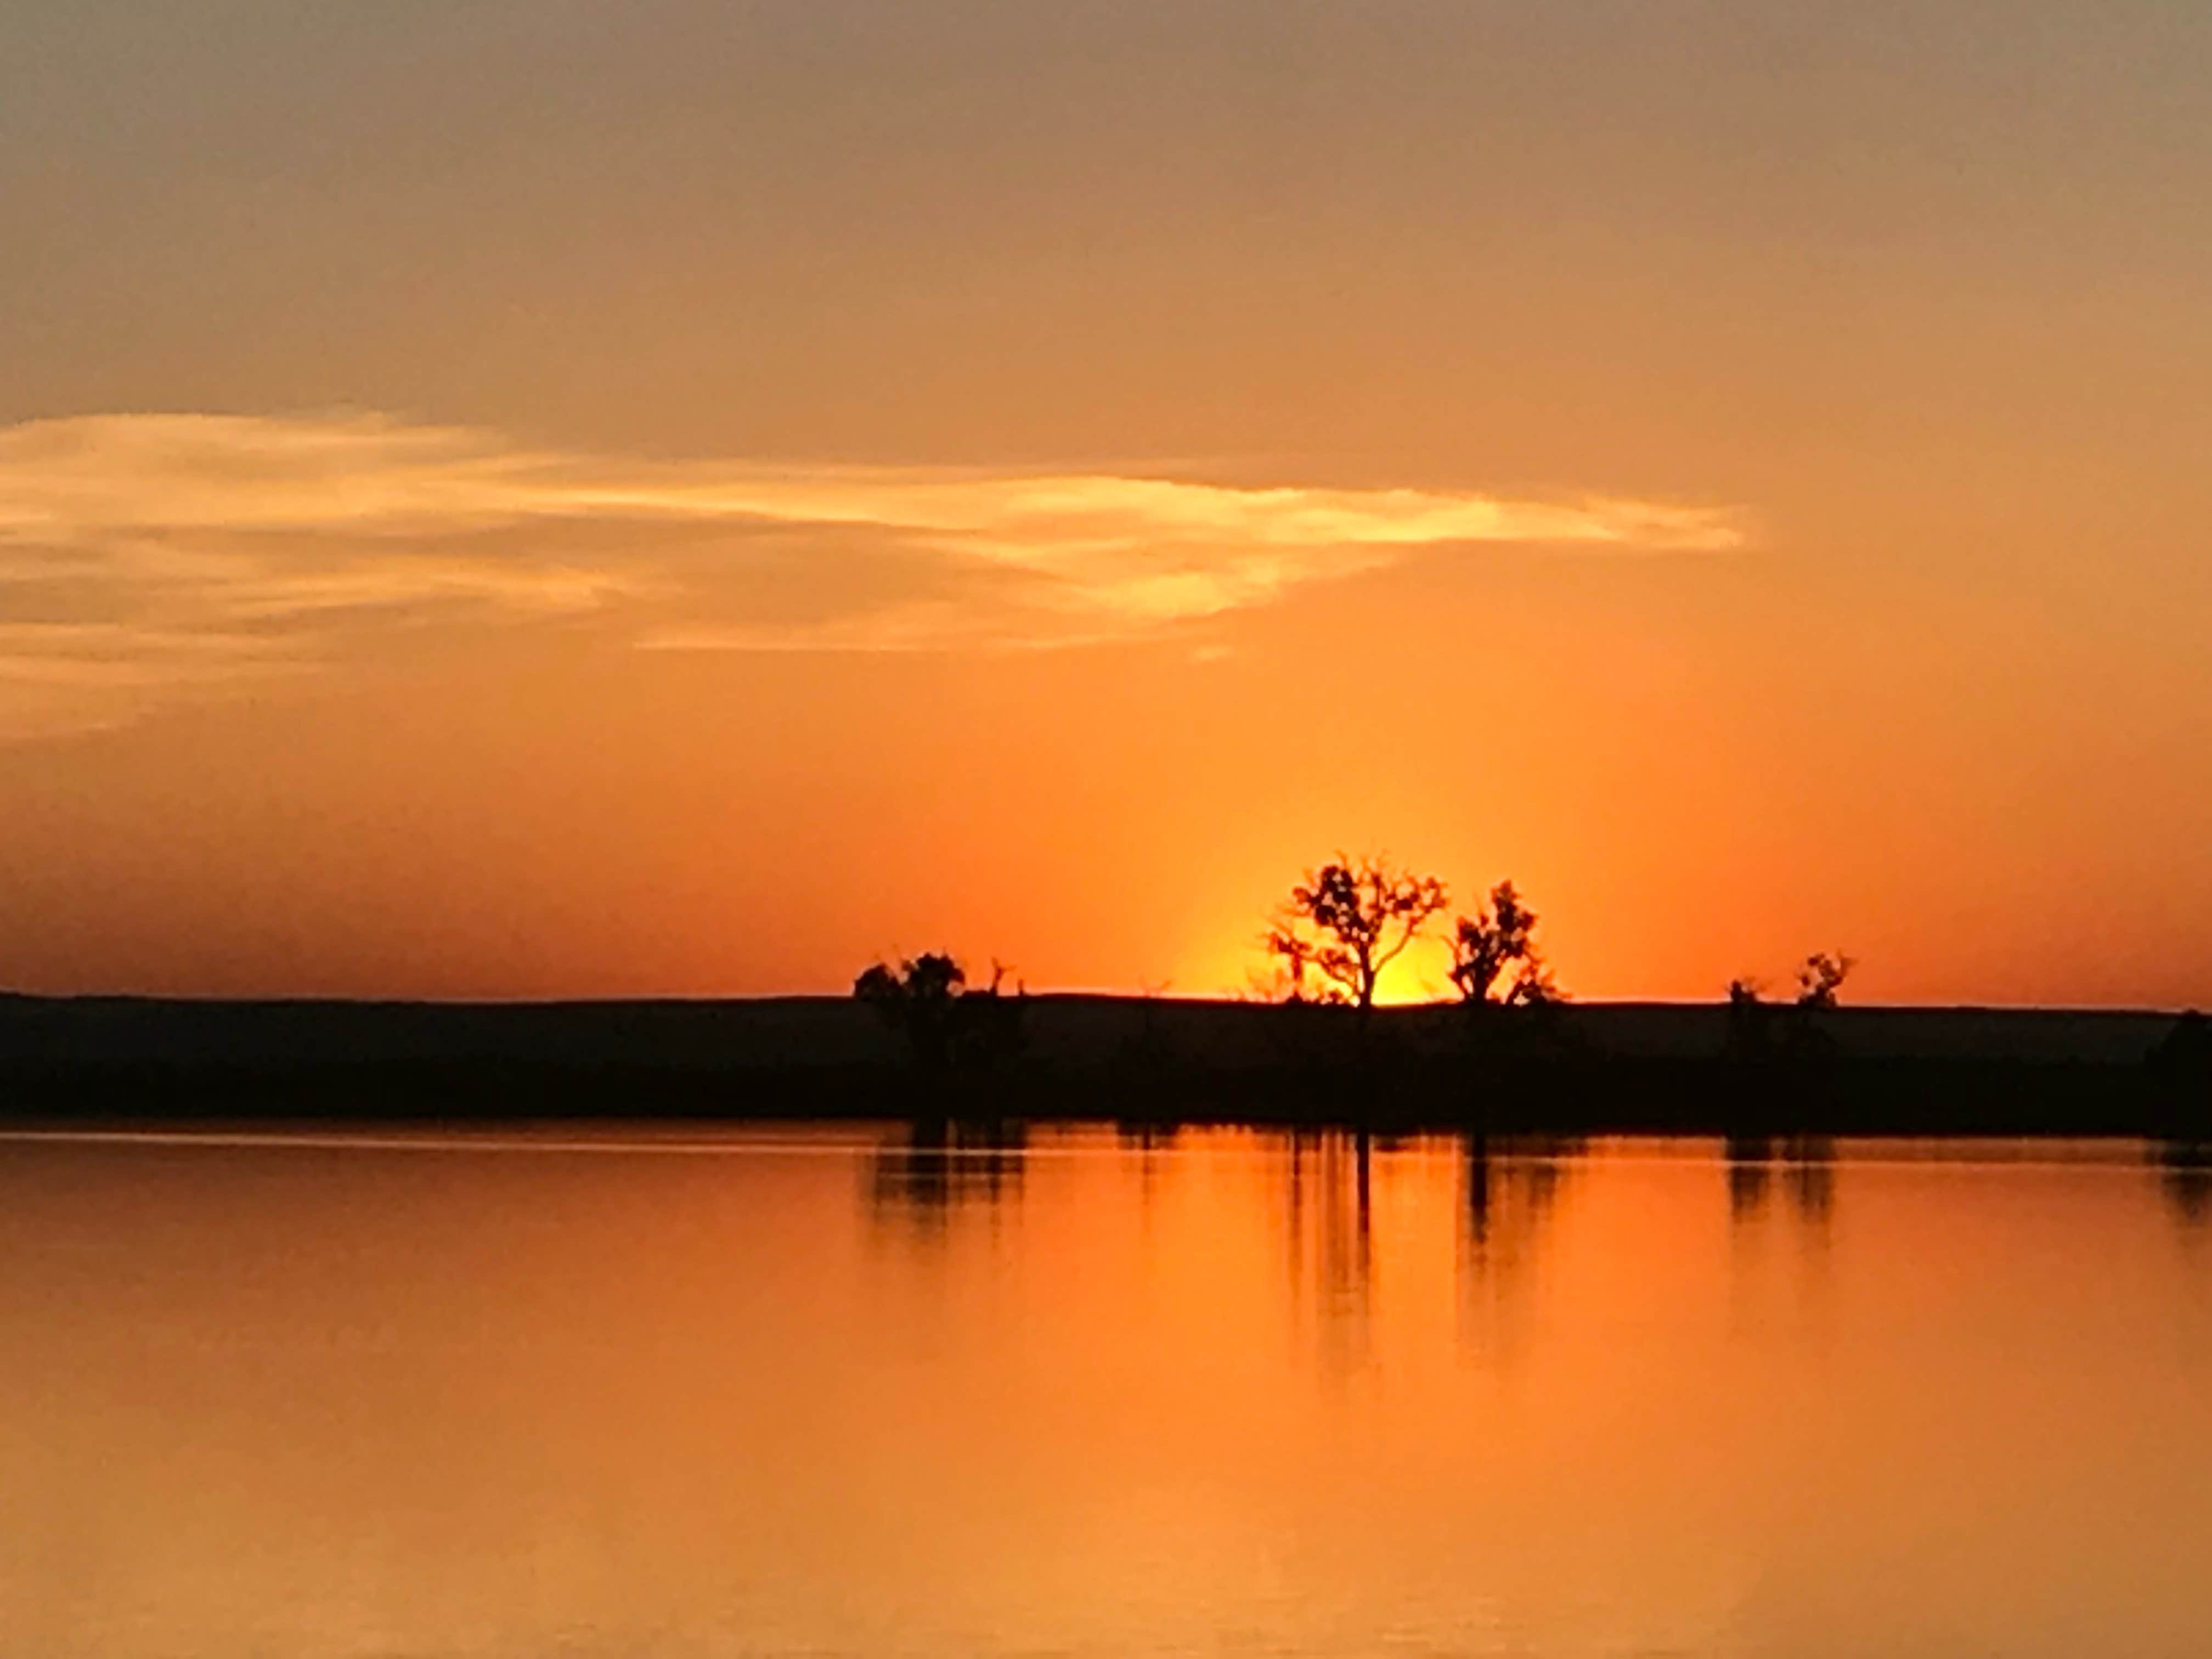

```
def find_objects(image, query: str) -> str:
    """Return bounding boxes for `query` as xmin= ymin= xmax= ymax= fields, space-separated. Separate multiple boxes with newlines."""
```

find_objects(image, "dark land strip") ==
xmin=2 ymin=994 xmax=2207 ymax=1138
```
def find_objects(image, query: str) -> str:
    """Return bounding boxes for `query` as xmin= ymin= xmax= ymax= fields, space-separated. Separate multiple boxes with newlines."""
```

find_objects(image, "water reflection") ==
xmin=11 ymin=1128 xmax=2212 ymax=1657
xmin=1725 ymin=1135 xmax=1772 ymax=1221
xmin=1117 ymin=1120 xmax=1180 ymax=1214
xmin=1115 ymin=1120 xmax=1181 ymax=1149
xmin=851 ymin=1125 xmax=2212 ymax=1379
xmin=866 ymin=1118 xmax=1027 ymax=1227
xmin=1272 ymin=1129 xmax=1585 ymax=1340
xmin=1265 ymin=1130 xmax=1386 ymax=1367
xmin=1314 ymin=1133 xmax=1375 ymax=1365
xmin=1782 ymin=1135 xmax=1837 ymax=1233
xmin=1459 ymin=1133 xmax=1580 ymax=1330
xmin=2155 ymin=1139 xmax=2212 ymax=1229
xmin=1462 ymin=1136 xmax=1577 ymax=1264
xmin=1725 ymin=1133 xmax=1837 ymax=1242
xmin=1465 ymin=1133 xmax=1490 ymax=1242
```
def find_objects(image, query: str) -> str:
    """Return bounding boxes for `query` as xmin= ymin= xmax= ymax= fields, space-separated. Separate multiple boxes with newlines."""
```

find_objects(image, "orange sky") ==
xmin=4 ymin=2 xmax=2210 ymax=1003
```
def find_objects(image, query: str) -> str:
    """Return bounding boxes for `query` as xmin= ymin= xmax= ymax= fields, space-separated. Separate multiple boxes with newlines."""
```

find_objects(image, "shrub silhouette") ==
xmin=1725 ymin=977 xmax=1773 ymax=1059
xmin=1796 ymin=952 xmax=1854 ymax=1010
xmin=854 ymin=952 xmax=1026 ymax=1069
xmin=1726 ymin=952 xmax=1855 ymax=1059
xmin=1449 ymin=881 xmax=1559 ymax=1008
xmin=1263 ymin=854 xmax=1448 ymax=1013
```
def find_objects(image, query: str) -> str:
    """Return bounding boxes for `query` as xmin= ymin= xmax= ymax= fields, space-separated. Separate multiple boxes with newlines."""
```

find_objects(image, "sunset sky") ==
xmin=5 ymin=1 xmax=2210 ymax=1004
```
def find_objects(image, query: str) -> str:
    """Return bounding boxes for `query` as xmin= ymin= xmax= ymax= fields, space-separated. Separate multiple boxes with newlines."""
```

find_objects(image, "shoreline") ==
xmin=1 ymin=1055 xmax=2204 ymax=1140
xmin=3 ymin=994 xmax=2204 ymax=1138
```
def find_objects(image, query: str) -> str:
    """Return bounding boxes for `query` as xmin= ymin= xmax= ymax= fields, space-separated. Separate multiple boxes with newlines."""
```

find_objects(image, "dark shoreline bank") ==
xmin=3 ymin=994 xmax=2204 ymax=1138
xmin=2 ymin=1057 xmax=2204 ymax=1141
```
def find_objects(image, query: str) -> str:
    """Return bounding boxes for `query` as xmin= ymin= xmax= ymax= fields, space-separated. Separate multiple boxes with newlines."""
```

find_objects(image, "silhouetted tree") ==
xmin=1725 ymin=977 xmax=1774 ymax=1060
xmin=1448 ymin=881 xmax=1559 ymax=1008
xmin=854 ymin=952 xmax=1026 ymax=1069
xmin=1263 ymin=854 xmax=1449 ymax=1013
xmin=1726 ymin=952 xmax=1855 ymax=1061
xmin=1796 ymin=952 xmax=1854 ymax=1010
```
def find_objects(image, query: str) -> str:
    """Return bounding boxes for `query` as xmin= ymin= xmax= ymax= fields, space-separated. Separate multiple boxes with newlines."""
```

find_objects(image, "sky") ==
xmin=3 ymin=1 xmax=2210 ymax=1004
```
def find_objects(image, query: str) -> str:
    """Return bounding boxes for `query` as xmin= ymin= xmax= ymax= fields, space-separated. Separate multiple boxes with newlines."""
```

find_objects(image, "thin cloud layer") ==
xmin=0 ymin=413 xmax=1747 ymax=735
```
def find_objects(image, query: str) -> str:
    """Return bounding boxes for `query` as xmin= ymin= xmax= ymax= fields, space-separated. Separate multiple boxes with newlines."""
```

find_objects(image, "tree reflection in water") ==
xmin=1117 ymin=1119 xmax=1179 ymax=1216
xmin=1781 ymin=1136 xmax=1836 ymax=1234
xmin=1725 ymin=1135 xmax=1772 ymax=1223
xmin=2155 ymin=1139 xmax=2211 ymax=1231
xmin=866 ymin=1118 xmax=1027 ymax=1233
xmin=1267 ymin=1129 xmax=1382 ymax=1369
xmin=1462 ymin=1136 xmax=1578 ymax=1274
xmin=1456 ymin=1134 xmax=1581 ymax=1359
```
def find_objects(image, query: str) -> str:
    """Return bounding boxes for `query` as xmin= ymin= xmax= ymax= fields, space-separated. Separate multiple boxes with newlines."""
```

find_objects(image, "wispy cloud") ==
xmin=0 ymin=412 xmax=1748 ymax=735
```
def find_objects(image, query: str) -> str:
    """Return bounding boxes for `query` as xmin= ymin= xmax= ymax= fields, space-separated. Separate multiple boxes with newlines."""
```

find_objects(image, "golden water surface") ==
xmin=3 ymin=1126 xmax=2209 ymax=1656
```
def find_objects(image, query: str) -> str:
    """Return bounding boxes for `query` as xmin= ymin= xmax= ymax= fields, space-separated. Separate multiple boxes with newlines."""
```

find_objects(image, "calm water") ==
xmin=3 ymin=1125 xmax=2210 ymax=1657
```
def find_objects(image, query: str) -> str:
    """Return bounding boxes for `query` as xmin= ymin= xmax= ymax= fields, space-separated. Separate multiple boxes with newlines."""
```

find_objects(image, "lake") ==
xmin=3 ymin=1125 xmax=2209 ymax=1657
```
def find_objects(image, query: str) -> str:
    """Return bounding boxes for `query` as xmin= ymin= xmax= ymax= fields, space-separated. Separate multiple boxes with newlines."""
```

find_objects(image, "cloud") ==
xmin=0 ymin=411 xmax=1747 ymax=734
